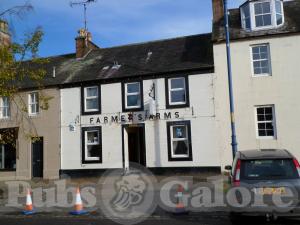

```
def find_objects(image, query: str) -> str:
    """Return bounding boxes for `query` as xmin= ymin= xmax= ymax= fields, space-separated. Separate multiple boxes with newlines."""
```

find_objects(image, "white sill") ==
xmin=85 ymin=158 xmax=100 ymax=161
xmin=256 ymin=136 xmax=276 ymax=140
xmin=252 ymin=73 xmax=272 ymax=77
xmin=28 ymin=113 xmax=40 ymax=117
xmin=125 ymin=106 xmax=141 ymax=109
xmin=0 ymin=117 xmax=10 ymax=121
xmin=169 ymin=102 xmax=186 ymax=106
xmin=85 ymin=109 xmax=99 ymax=112
xmin=243 ymin=23 xmax=284 ymax=33
xmin=171 ymin=155 xmax=190 ymax=158
xmin=251 ymin=23 xmax=284 ymax=32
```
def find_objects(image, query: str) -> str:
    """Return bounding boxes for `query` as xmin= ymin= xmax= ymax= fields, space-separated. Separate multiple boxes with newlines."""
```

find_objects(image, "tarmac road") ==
xmin=0 ymin=214 xmax=300 ymax=225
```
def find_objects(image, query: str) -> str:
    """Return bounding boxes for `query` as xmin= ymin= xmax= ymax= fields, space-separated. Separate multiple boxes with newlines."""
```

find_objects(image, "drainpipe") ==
xmin=223 ymin=0 xmax=238 ymax=158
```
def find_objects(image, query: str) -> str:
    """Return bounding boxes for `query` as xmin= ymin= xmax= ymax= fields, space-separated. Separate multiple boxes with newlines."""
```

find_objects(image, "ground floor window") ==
xmin=0 ymin=128 xmax=17 ymax=171
xmin=0 ymin=144 xmax=16 ymax=170
xmin=167 ymin=120 xmax=193 ymax=161
xmin=81 ymin=127 xmax=102 ymax=164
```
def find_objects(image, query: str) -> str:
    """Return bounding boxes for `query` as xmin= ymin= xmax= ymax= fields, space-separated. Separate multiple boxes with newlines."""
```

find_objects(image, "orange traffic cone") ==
xmin=173 ymin=184 xmax=189 ymax=215
xmin=23 ymin=189 xmax=35 ymax=215
xmin=70 ymin=187 xmax=88 ymax=215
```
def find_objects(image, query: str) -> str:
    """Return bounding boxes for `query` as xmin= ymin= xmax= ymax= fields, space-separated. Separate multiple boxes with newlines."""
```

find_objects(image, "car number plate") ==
xmin=256 ymin=187 xmax=286 ymax=195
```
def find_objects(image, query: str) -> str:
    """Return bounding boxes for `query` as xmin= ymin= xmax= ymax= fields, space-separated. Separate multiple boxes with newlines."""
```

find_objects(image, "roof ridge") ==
xmin=21 ymin=52 xmax=76 ymax=63
xmin=94 ymin=33 xmax=212 ymax=51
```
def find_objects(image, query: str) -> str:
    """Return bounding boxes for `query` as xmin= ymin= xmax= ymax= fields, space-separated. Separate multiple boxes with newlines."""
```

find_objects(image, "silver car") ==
xmin=225 ymin=149 xmax=300 ymax=222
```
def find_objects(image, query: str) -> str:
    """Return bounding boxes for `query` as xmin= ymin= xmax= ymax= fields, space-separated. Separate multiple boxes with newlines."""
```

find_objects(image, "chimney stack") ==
xmin=212 ymin=0 xmax=224 ymax=24
xmin=0 ymin=20 xmax=11 ymax=47
xmin=75 ymin=28 xmax=99 ymax=59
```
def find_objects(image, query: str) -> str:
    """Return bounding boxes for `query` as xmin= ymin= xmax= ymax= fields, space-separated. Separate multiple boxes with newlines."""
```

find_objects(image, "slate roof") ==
xmin=20 ymin=33 xmax=213 ymax=89
xmin=212 ymin=0 xmax=300 ymax=42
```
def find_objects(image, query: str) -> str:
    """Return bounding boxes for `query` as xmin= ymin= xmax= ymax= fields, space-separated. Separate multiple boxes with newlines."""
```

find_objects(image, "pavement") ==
xmin=0 ymin=172 xmax=227 ymax=215
xmin=1 ymin=173 xmax=300 ymax=224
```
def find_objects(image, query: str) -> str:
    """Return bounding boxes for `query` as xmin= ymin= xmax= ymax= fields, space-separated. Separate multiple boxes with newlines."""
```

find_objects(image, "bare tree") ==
xmin=0 ymin=1 xmax=33 ymax=18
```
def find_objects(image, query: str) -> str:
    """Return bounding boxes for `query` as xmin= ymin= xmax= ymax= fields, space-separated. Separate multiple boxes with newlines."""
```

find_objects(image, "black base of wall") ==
xmin=59 ymin=169 xmax=108 ymax=178
xmin=148 ymin=166 xmax=221 ymax=175
xmin=59 ymin=166 xmax=221 ymax=178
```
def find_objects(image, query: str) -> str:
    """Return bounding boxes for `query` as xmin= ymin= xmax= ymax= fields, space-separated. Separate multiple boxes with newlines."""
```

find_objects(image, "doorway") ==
xmin=123 ymin=124 xmax=146 ymax=168
xmin=32 ymin=137 xmax=43 ymax=178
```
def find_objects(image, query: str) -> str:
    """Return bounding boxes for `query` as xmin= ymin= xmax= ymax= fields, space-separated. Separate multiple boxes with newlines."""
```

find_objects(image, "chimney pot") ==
xmin=75 ymin=28 xmax=99 ymax=59
xmin=212 ymin=0 xmax=224 ymax=24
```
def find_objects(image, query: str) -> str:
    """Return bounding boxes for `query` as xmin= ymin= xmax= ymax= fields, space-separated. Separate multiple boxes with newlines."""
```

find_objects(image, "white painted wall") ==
xmin=143 ymin=76 xmax=219 ymax=167
xmin=61 ymin=84 xmax=123 ymax=170
xmin=61 ymin=74 xmax=220 ymax=170
xmin=214 ymin=34 xmax=300 ymax=168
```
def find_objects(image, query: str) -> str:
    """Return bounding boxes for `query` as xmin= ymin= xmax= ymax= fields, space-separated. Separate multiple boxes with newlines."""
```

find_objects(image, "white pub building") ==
xmin=60 ymin=32 xmax=220 ymax=175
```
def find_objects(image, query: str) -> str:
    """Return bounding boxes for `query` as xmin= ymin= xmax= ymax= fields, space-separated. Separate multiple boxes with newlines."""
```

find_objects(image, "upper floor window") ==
xmin=122 ymin=82 xmax=143 ymax=112
xmin=166 ymin=77 xmax=190 ymax=109
xmin=84 ymin=86 xmax=99 ymax=111
xmin=254 ymin=1 xmax=272 ymax=27
xmin=242 ymin=4 xmax=251 ymax=30
xmin=0 ymin=97 xmax=10 ymax=119
xmin=28 ymin=92 xmax=39 ymax=115
xmin=251 ymin=44 xmax=271 ymax=76
xmin=241 ymin=0 xmax=284 ymax=31
xmin=81 ymin=86 xmax=101 ymax=115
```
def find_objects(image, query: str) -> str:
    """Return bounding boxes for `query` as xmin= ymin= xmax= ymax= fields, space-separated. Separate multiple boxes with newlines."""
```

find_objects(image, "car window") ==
xmin=240 ymin=159 xmax=298 ymax=180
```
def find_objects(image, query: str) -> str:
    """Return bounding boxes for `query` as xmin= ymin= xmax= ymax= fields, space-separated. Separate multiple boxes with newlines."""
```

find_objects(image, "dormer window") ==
xmin=241 ymin=0 xmax=284 ymax=31
xmin=254 ymin=1 xmax=272 ymax=27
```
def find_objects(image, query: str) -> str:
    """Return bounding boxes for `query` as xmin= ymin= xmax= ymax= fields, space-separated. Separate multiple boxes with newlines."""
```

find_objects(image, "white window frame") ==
xmin=84 ymin=86 xmax=99 ymax=112
xmin=125 ymin=82 xmax=141 ymax=109
xmin=168 ymin=77 xmax=186 ymax=106
xmin=250 ymin=44 xmax=272 ymax=77
xmin=28 ymin=92 xmax=39 ymax=116
xmin=170 ymin=124 xmax=190 ymax=158
xmin=275 ymin=0 xmax=283 ymax=26
xmin=241 ymin=3 xmax=251 ymax=30
xmin=241 ymin=0 xmax=284 ymax=31
xmin=255 ymin=105 xmax=277 ymax=139
xmin=253 ymin=0 xmax=273 ymax=29
xmin=84 ymin=129 xmax=100 ymax=161
xmin=0 ymin=96 xmax=10 ymax=119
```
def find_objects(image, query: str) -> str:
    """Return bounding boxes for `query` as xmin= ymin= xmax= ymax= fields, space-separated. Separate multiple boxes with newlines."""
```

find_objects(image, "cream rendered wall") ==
xmin=61 ymin=73 xmax=220 ymax=170
xmin=60 ymin=84 xmax=123 ymax=170
xmin=214 ymin=35 xmax=300 ymax=168
xmin=60 ymin=87 xmax=81 ymax=170
xmin=144 ymin=76 xmax=219 ymax=168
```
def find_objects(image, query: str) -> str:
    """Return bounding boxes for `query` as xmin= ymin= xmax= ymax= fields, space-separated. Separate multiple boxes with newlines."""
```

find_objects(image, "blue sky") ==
xmin=1 ymin=0 xmax=245 ymax=57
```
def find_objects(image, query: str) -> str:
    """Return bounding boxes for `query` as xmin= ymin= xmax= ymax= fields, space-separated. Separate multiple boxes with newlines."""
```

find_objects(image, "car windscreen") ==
xmin=240 ymin=159 xmax=298 ymax=180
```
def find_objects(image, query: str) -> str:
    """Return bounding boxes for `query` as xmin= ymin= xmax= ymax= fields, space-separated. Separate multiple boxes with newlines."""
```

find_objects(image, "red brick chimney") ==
xmin=212 ymin=0 xmax=224 ymax=24
xmin=0 ymin=20 xmax=11 ymax=47
xmin=75 ymin=28 xmax=99 ymax=59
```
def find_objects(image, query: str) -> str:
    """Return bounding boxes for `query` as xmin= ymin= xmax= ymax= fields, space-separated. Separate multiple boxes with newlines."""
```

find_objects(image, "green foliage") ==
xmin=0 ymin=27 xmax=48 ymax=97
xmin=0 ymin=26 xmax=52 ymax=144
